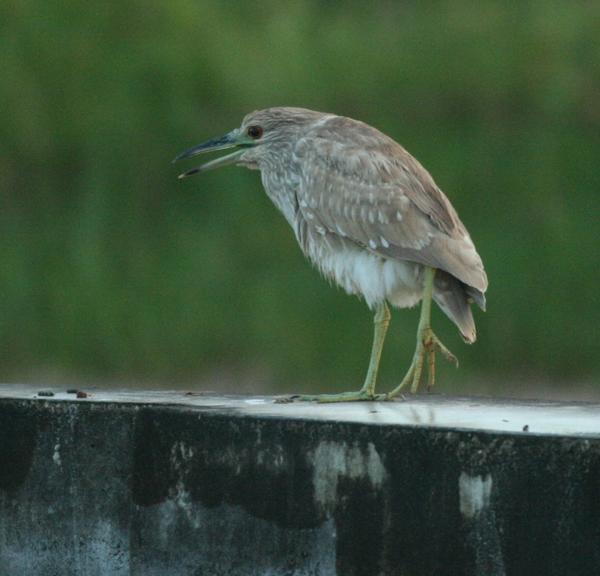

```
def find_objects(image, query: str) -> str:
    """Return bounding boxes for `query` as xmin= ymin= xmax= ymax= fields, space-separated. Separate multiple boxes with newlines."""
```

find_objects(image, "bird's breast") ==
xmin=259 ymin=165 xmax=423 ymax=310
xmin=303 ymin=231 xmax=424 ymax=310
xmin=260 ymin=168 xmax=301 ymax=230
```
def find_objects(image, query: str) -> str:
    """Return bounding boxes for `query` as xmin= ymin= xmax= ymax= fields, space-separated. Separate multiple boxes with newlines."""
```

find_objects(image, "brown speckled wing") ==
xmin=293 ymin=116 xmax=488 ymax=295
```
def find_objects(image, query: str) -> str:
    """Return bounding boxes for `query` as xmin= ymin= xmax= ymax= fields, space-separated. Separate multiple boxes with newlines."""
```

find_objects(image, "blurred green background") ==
xmin=1 ymin=1 xmax=599 ymax=397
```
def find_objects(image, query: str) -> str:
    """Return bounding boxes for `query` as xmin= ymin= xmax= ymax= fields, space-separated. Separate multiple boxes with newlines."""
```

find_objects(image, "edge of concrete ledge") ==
xmin=1 ymin=384 xmax=600 ymax=437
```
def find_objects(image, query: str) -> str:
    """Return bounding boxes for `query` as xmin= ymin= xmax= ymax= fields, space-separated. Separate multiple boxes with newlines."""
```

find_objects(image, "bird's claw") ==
xmin=411 ymin=327 xmax=457 ymax=393
xmin=274 ymin=394 xmax=301 ymax=404
xmin=430 ymin=334 xmax=458 ymax=367
xmin=385 ymin=326 xmax=457 ymax=398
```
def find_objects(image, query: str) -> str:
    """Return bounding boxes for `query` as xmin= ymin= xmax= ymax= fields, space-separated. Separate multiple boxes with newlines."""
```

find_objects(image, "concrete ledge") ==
xmin=1 ymin=385 xmax=599 ymax=575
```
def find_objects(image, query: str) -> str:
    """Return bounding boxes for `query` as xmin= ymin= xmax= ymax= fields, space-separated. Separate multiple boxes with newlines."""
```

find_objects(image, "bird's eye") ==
xmin=247 ymin=125 xmax=263 ymax=139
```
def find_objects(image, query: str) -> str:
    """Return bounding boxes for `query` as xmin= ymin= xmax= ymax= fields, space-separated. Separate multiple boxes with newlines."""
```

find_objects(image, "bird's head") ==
xmin=173 ymin=107 xmax=325 ymax=178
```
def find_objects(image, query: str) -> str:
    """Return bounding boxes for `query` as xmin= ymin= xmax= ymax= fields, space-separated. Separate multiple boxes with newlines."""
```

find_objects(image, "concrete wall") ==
xmin=1 ymin=387 xmax=599 ymax=575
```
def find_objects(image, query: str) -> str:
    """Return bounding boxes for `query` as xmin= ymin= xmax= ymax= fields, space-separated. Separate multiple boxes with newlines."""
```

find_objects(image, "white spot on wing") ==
xmin=396 ymin=210 xmax=403 ymax=221
xmin=413 ymin=232 xmax=433 ymax=249
xmin=380 ymin=236 xmax=390 ymax=248
xmin=368 ymin=239 xmax=377 ymax=249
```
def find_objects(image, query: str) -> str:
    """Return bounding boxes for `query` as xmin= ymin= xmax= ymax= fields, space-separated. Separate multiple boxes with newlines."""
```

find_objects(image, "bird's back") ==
xmin=281 ymin=112 xmax=487 ymax=342
xmin=292 ymin=114 xmax=487 ymax=294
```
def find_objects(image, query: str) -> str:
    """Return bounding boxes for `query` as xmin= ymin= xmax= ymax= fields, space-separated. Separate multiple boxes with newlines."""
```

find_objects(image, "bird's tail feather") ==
xmin=433 ymin=271 xmax=478 ymax=343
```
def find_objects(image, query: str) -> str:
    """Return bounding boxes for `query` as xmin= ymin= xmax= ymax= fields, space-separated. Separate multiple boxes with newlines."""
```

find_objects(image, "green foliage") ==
xmin=1 ymin=1 xmax=598 ymax=392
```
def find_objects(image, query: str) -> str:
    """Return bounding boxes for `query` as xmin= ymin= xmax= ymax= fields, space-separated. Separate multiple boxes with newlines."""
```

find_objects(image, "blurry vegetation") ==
xmin=0 ymin=1 xmax=598 ymax=393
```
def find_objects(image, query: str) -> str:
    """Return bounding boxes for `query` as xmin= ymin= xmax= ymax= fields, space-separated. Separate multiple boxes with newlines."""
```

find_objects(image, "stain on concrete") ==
xmin=131 ymin=409 xmax=175 ymax=507
xmin=52 ymin=443 xmax=62 ymax=466
xmin=459 ymin=472 xmax=492 ymax=518
xmin=3 ymin=395 xmax=600 ymax=575
xmin=310 ymin=440 xmax=387 ymax=512
xmin=0 ymin=403 xmax=39 ymax=492
xmin=459 ymin=472 xmax=505 ymax=575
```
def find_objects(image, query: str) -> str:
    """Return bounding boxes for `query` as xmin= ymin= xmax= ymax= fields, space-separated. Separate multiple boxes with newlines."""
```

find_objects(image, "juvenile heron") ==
xmin=174 ymin=107 xmax=487 ymax=401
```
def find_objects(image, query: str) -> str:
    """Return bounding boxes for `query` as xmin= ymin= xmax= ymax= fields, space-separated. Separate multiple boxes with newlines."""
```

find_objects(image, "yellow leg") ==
xmin=386 ymin=268 xmax=457 ymax=398
xmin=288 ymin=302 xmax=391 ymax=403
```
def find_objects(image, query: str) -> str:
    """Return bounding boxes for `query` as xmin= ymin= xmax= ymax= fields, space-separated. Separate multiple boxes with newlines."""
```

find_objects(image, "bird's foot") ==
xmin=277 ymin=390 xmax=386 ymax=403
xmin=386 ymin=327 xmax=458 ymax=399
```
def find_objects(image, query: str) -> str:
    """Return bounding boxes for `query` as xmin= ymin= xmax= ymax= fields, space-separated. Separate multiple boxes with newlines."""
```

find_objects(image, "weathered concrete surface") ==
xmin=1 ymin=385 xmax=599 ymax=576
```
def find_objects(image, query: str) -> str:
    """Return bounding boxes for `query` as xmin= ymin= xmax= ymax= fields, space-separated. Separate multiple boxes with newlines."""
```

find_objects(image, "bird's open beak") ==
xmin=173 ymin=130 xmax=252 ymax=179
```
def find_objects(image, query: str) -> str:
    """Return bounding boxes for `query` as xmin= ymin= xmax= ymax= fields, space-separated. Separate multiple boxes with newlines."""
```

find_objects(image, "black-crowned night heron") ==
xmin=174 ymin=107 xmax=487 ymax=401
